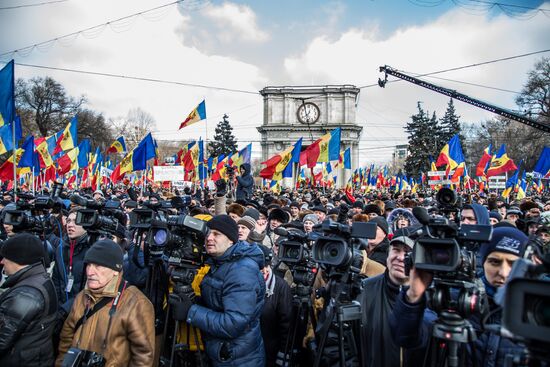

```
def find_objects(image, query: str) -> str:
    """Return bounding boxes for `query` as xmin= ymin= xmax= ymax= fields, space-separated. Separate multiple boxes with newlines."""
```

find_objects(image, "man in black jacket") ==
xmin=358 ymin=231 xmax=421 ymax=367
xmin=0 ymin=233 xmax=58 ymax=366
xmin=258 ymin=245 xmax=292 ymax=367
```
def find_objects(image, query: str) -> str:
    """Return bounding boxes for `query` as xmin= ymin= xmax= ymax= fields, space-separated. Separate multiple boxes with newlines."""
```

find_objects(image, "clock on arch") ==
xmin=297 ymin=102 xmax=320 ymax=124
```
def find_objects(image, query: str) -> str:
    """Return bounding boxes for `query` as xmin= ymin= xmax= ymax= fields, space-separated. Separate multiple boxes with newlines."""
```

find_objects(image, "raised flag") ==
xmin=502 ymin=160 xmax=522 ymax=198
xmin=0 ymin=61 xmax=15 ymax=127
xmin=533 ymin=146 xmax=550 ymax=179
xmin=475 ymin=144 xmax=492 ymax=177
xmin=0 ymin=116 xmax=22 ymax=154
xmin=179 ymin=100 xmax=206 ymax=129
xmin=282 ymin=138 xmax=302 ymax=179
xmin=53 ymin=116 xmax=78 ymax=155
xmin=343 ymin=147 xmax=351 ymax=169
xmin=106 ymin=136 xmax=127 ymax=154
xmin=486 ymin=144 xmax=517 ymax=177
xmin=35 ymin=138 xmax=54 ymax=168
xmin=239 ymin=143 xmax=252 ymax=165
xmin=436 ymin=134 xmax=466 ymax=178
xmin=300 ymin=128 xmax=341 ymax=168
xmin=517 ymin=171 xmax=527 ymax=200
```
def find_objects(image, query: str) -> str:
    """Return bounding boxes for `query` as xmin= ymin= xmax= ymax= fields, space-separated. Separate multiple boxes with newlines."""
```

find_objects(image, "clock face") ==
xmin=297 ymin=102 xmax=320 ymax=124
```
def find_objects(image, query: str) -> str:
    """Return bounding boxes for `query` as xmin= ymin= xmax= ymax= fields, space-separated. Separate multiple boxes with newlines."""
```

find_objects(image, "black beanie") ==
xmin=207 ymin=214 xmax=239 ymax=244
xmin=0 ymin=233 xmax=46 ymax=266
xmin=369 ymin=216 xmax=389 ymax=235
xmin=84 ymin=239 xmax=124 ymax=272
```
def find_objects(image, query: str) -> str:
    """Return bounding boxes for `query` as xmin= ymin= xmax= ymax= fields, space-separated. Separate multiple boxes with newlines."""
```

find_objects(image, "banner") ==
xmin=153 ymin=165 xmax=184 ymax=181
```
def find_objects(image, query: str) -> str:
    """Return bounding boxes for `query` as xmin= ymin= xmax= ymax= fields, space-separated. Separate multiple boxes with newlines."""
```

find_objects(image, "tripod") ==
xmin=426 ymin=311 xmax=478 ymax=367
xmin=313 ymin=274 xmax=362 ymax=367
xmin=282 ymin=283 xmax=317 ymax=367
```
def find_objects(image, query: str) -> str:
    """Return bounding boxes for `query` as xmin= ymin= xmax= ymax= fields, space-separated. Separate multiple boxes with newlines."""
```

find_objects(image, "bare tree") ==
xmin=111 ymin=107 xmax=157 ymax=150
xmin=15 ymin=76 xmax=86 ymax=137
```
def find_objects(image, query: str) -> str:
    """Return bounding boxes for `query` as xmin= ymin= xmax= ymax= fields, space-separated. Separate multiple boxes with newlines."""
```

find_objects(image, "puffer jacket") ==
xmin=236 ymin=163 xmax=254 ymax=201
xmin=56 ymin=274 xmax=155 ymax=367
xmin=187 ymin=241 xmax=266 ymax=366
xmin=0 ymin=263 xmax=58 ymax=367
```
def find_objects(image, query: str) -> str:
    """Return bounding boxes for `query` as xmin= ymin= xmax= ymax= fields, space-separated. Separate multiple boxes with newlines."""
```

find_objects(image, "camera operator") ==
xmin=390 ymin=227 xmax=530 ymax=366
xmin=358 ymin=231 xmax=422 ymax=367
xmin=0 ymin=233 xmax=58 ymax=366
xmin=258 ymin=244 xmax=292 ymax=367
xmin=236 ymin=163 xmax=254 ymax=201
xmin=170 ymin=214 xmax=266 ymax=366
xmin=366 ymin=216 xmax=390 ymax=266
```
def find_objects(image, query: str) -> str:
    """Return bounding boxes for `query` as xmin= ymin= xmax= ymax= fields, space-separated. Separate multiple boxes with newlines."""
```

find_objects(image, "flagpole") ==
xmin=11 ymin=118 xmax=16 ymax=199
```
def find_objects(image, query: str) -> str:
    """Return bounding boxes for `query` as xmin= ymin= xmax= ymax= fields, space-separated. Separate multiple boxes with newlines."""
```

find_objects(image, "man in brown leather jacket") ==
xmin=56 ymin=239 xmax=155 ymax=367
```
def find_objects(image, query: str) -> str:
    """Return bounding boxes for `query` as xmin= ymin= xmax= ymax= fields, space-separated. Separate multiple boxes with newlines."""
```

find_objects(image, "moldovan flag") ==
xmin=435 ymin=134 xmax=466 ymax=180
xmin=106 ymin=136 xmax=127 ymax=154
xmin=502 ymin=160 xmax=522 ymax=198
xmin=0 ymin=60 xmax=15 ymax=127
xmin=179 ymin=100 xmax=206 ymax=129
xmin=260 ymin=139 xmax=302 ymax=180
xmin=533 ymin=146 xmax=550 ymax=179
xmin=475 ymin=144 xmax=492 ymax=177
xmin=53 ymin=116 xmax=78 ymax=155
xmin=486 ymin=144 xmax=517 ymax=177
xmin=300 ymin=128 xmax=341 ymax=168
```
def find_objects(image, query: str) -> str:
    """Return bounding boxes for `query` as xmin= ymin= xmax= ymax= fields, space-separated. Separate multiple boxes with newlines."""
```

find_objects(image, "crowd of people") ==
xmin=0 ymin=162 xmax=549 ymax=367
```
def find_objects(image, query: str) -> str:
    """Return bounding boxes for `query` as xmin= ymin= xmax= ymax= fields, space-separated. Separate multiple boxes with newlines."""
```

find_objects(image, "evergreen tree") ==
xmin=439 ymin=98 xmax=464 ymax=152
xmin=208 ymin=114 xmax=237 ymax=157
xmin=404 ymin=102 xmax=439 ymax=176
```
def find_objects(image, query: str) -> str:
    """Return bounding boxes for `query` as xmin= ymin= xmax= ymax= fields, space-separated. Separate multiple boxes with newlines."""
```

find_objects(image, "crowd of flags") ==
xmin=1 ymin=59 xmax=549 ymax=197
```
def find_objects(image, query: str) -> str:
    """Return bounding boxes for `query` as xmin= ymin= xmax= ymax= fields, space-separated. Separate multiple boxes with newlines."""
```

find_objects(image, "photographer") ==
xmin=236 ymin=163 xmax=254 ymax=201
xmin=390 ymin=227 xmax=529 ymax=366
xmin=56 ymin=239 xmax=155 ymax=366
xmin=171 ymin=214 xmax=266 ymax=366
xmin=0 ymin=234 xmax=58 ymax=366
xmin=52 ymin=209 xmax=92 ymax=316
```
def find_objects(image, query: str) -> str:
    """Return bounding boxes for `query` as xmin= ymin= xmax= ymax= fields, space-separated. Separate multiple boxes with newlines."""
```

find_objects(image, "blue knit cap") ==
xmin=479 ymin=227 xmax=528 ymax=264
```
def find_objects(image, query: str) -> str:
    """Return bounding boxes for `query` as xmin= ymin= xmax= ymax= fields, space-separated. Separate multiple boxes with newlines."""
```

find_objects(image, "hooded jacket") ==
xmin=187 ymin=241 xmax=266 ymax=367
xmin=467 ymin=203 xmax=490 ymax=225
xmin=236 ymin=163 xmax=254 ymax=201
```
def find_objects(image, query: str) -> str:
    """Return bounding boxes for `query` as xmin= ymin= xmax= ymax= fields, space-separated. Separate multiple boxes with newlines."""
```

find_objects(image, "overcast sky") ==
xmin=1 ymin=0 xmax=549 ymax=165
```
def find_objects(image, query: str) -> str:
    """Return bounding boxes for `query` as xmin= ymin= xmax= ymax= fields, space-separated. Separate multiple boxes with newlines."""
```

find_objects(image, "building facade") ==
xmin=257 ymin=85 xmax=363 ymax=185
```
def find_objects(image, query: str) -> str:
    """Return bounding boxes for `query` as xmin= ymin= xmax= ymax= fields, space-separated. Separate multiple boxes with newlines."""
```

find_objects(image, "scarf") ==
xmin=84 ymin=273 xmax=121 ymax=304
xmin=265 ymin=269 xmax=275 ymax=298
xmin=481 ymin=274 xmax=497 ymax=298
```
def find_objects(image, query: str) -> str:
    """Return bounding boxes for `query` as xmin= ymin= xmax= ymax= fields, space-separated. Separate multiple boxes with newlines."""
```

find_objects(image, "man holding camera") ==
xmin=390 ymin=227 xmax=529 ymax=366
xmin=0 ymin=233 xmax=58 ymax=366
xmin=170 ymin=214 xmax=266 ymax=366
xmin=56 ymin=239 xmax=155 ymax=366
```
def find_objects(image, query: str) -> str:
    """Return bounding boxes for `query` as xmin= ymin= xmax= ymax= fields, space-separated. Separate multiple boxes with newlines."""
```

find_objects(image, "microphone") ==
xmin=70 ymin=194 xmax=88 ymax=207
xmin=412 ymin=206 xmax=431 ymax=226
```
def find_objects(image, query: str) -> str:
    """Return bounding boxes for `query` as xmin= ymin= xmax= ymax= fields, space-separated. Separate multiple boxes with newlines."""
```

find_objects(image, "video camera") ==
xmin=275 ymin=227 xmax=317 ymax=287
xmin=496 ymin=253 xmax=550 ymax=349
xmin=406 ymin=204 xmax=492 ymax=318
xmin=71 ymin=194 xmax=126 ymax=238
xmin=4 ymin=182 xmax=65 ymax=233
xmin=312 ymin=219 xmax=377 ymax=274
xmin=147 ymin=214 xmax=208 ymax=267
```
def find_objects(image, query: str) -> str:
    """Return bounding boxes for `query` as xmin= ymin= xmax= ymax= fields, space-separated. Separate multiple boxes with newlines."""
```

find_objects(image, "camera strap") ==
xmin=101 ymin=280 xmax=127 ymax=352
xmin=74 ymin=280 xmax=127 ymax=333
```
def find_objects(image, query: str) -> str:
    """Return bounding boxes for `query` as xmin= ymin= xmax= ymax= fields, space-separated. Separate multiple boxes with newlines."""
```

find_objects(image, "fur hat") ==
xmin=269 ymin=208 xmax=289 ymax=224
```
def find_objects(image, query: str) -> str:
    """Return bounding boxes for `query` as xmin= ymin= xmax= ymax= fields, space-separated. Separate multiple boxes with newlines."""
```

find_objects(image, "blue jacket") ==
xmin=390 ymin=289 xmax=527 ymax=367
xmin=187 ymin=241 xmax=266 ymax=367
xmin=236 ymin=163 xmax=254 ymax=201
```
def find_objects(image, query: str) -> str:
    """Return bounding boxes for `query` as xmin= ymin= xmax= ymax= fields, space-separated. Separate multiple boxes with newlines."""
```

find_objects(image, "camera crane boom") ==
xmin=378 ymin=65 xmax=550 ymax=133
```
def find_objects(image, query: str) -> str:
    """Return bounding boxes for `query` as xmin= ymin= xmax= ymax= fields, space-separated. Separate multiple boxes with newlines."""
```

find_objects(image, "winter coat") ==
xmin=56 ymin=274 xmax=155 ymax=367
xmin=389 ymin=288 xmax=526 ymax=367
xmin=236 ymin=163 xmax=254 ymax=201
xmin=51 ymin=234 xmax=92 ymax=314
xmin=367 ymin=237 xmax=390 ymax=267
xmin=0 ymin=263 xmax=58 ymax=367
xmin=260 ymin=271 xmax=293 ymax=367
xmin=187 ymin=241 xmax=266 ymax=367
xmin=357 ymin=272 xmax=424 ymax=367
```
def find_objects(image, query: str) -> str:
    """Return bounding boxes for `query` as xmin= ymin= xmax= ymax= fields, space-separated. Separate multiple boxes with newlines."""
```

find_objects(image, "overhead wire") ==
xmin=0 ymin=0 xmax=186 ymax=59
xmin=0 ymin=0 xmax=68 ymax=10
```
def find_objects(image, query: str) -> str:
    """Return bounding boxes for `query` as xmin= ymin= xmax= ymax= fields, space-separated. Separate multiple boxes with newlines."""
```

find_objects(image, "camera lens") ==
xmin=526 ymin=294 xmax=550 ymax=327
xmin=154 ymin=229 xmax=168 ymax=246
xmin=430 ymin=248 xmax=452 ymax=265
xmin=285 ymin=247 xmax=300 ymax=259
xmin=322 ymin=243 xmax=342 ymax=262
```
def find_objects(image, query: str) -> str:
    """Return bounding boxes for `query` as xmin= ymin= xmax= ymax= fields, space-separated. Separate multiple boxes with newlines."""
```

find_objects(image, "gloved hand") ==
xmin=170 ymin=293 xmax=193 ymax=321
xmin=215 ymin=179 xmax=227 ymax=197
